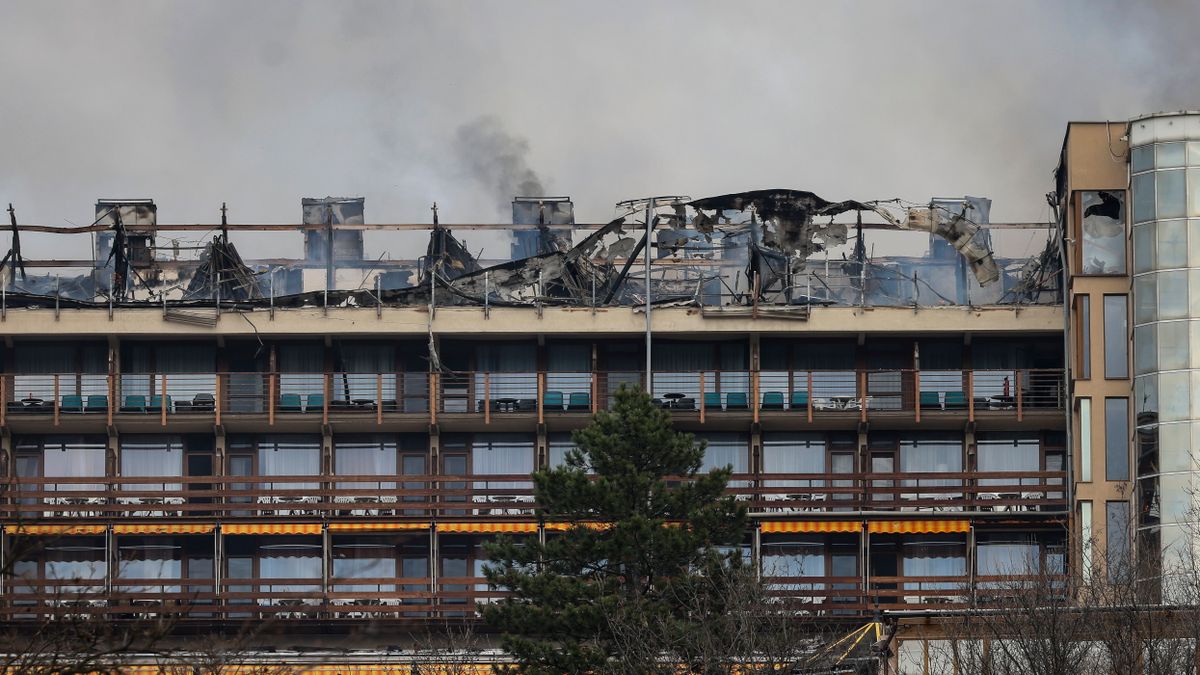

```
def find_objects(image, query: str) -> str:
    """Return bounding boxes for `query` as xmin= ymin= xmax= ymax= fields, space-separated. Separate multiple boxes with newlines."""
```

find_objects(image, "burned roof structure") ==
xmin=0 ymin=189 xmax=1060 ymax=313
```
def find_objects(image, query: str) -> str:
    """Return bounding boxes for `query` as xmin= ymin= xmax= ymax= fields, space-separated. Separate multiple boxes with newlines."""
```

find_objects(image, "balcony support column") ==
xmin=752 ymin=524 xmax=761 ymax=580
xmin=967 ymin=524 xmax=976 ymax=604
xmin=430 ymin=526 xmax=439 ymax=618
xmin=0 ymin=429 xmax=10 ymax=481
xmin=536 ymin=424 xmax=548 ymax=471
xmin=106 ymin=428 xmax=118 ymax=498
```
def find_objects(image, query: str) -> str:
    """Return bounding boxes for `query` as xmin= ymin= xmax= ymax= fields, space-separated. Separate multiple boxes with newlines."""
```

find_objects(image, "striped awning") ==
xmin=113 ymin=523 xmax=214 ymax=535
xmin=436 ymin=522 xmax=538 ymax=533
xmin=126 ymin=664 xmax=498 ymax=674
xmin=222 ymin=523 xmax=323 ymax=535
xmin=867 ymin=520 xmax=971 ymax=534
xmin=544 ymin=522 xmax=611 ymax=531
xmin=760 ymin=521 xmax=861 ymax=533
xmin=327 ymin=522 xmax=430 ymax=532
xmin=8 ymin=524 xmax=107 ymax=536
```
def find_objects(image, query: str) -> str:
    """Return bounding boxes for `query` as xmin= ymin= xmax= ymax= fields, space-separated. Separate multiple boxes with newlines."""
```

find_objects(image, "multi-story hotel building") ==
xmin=1 ymin=113 xmax=1180 ymax=669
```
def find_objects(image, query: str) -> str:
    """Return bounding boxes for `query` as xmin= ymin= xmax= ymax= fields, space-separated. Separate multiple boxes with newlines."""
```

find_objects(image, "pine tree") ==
xmin=482 ymin=385 xmax=748 ymax=674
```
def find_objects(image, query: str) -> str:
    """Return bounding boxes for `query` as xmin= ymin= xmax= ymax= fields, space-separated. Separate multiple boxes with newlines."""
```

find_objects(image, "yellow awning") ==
xmin=113 ymin=523 xmax=215 ymax=535
xmin=868 ymin=520 xmax=970 ymax=534
xmin=760 ymin=521 xmax=861 ymax=533
xmin=7 ymin=524 xmax=106 ymax=536
xmin=222 ymin=523 xmax=323 ymax=535
xmin=544 ymin=522 xmax=611 ymax=531
xmin=327 ymin=522 xmax=430 ymax=532
xmin=436 ymin=522 xmax=538 ymax=533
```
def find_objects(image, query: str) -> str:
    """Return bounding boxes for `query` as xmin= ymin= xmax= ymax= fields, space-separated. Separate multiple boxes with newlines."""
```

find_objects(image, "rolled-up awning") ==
xmin=222 ymin=523 xmax=323 ymax=535
xmin=327 ymin=522 xmax=430 ymax=532
xmin=113 ymin=523 xmax=214 ymax=535
xmin=867 ymin=520 xmax=970 ymax=534
xmin=760 ymin=521 xmax=861 ymax=533
xmin=7 ymin=524 xmax=107 ymax=535
xmin=436 ymin=522 xmax=538 ymax=533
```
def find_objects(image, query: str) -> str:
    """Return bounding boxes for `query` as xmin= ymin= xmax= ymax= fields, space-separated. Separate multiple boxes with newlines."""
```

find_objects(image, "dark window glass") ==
xmin=1103 ymin=295 xmax=1128 ymax=378
xmin=1106 ymin=501 xmax=1130 ymax=583
xmin=1105 ymin=397 xmax=1129 ymax=481
xmin=1076 ymin=295 xmax=1091 ymax=379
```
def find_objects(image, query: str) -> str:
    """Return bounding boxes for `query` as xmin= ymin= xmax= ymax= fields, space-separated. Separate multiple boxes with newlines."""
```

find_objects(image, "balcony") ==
xmin=1 ymin=466 xmax=1066 ymax=521
xmin=0 ymin=368 xmax=1064 ymax=431
xmin=1 ymin=565 xmax=1064 ymax=623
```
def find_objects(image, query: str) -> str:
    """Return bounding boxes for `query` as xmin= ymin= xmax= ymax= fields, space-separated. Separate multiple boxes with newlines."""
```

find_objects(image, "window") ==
xmin=1079 ymin=191 xmax=1126 ymax=274
xmin=1133 ymin=172 xmax=1155 ymax=223
xmin=118 ymin=537 xmax=184 ymax=594
xmin=548 ymin=433 xmax=590 ymax=472
xmin=1075 ymin=295 xmax=1091 ymax=379
xmin=335 ymin=435 xmax=400 ymax=492
xmin=762 ymin=433 xmax=825 ymax=490
xmin=976 ymin=434 xmax=1039 ymax=487
xmin=1105 ymin=398 xmax=1129 ymax=481
xmin=20 ymin=436 xmax=107 ymax=495
xmin=1103 ymin=295 xmax=1128 ymax=378
xmin=1133 ymin=223 xmax=1155 ymax=273
xmin=977 ymin=537 xmax=1039 ymax=576
xmin=1158 ymin=170 xmax=1187 ymax=219
xmin=898 ymin=435 xmax=962 ymax=489
xmin=120 ymin=436 xmax=184 ymax=491
xmin=259 ymin=541 xmax=323 ymax=595
xmin=1106 ymin=501 xmax=1130 ymax=583
xmin=1080 ymin=501 xmax=1094 ymax=583
xmin=696 ymin=433 xmax=750 ymax=473
xmin=252 ymin=435 xmax=321 ymax=491
xmin=1158 ymin=218 xmax=1188 ymax=268
xmin=1078 ymin=398 xmax=1092 ymax=482
xmin=1158 ymin=270 xmax=1189 ymax=319
xmin=463 ymin=433 xmax=535 ymax=495
xmin=902 ymin=539 xmax=966 ymax=592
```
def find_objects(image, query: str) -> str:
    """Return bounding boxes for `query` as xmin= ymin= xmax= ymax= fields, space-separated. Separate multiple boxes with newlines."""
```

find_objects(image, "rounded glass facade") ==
xmin=1129 ymin=113 xmax=1200 ymax=563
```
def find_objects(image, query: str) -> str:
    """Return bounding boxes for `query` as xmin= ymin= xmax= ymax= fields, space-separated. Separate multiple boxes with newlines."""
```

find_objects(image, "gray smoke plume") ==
xmin=453 ymin=116 xmax=547 ymax=216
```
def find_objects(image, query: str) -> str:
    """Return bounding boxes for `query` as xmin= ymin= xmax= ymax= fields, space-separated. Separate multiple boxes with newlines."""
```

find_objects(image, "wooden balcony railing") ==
xmin=0 ymin=368 xmax=1066 ymax=428
xmin=0 ymin=572 xmax=1068 ymax=622
xmin=0 ymin=469 xmax=1067 ymax=520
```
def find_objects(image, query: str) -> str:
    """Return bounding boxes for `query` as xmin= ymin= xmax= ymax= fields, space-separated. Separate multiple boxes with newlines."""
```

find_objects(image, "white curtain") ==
xmin=118 ymin=545 xmax=183 ymax=593
xmin=258 ymin=436 xmax=321 ymax=490
xmin=977 ymin=540 xmax=1039 ymax=576
xmin=472 ymin=434 xmax=535 ymax=492
xmin=762 ymin=541 xmax=825 ymax=598
xmin=697 ymin=433 xmax=749 ymax=473
xmin=763 ymin=433 xmax=825 ymax=489
xmin=977 ymin=434 xmax=1040 ymax=487
xmin=260 ymin=545 xmax=322 ymax=594
xmin=899 ymin=436 xmax=962 ymax=489
xmin=335 ymin=437 xmax=398 ymax=490
xmin=120 ymin=436 xmax=183 ymax=491
xmin=902 ymin=540 xmax=966 ymax=594
xmin=548 ymin=433 xmax=586 ymax=470
xmin=42 ymin=438 xmax=106 ymax=493
xmin=44 ymin=541 xmax=107 ymax=594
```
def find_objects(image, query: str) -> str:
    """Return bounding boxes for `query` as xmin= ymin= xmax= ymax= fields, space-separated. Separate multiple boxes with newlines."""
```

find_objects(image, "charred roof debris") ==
xmin=0 ymin=190 xmax=1062 ymax=314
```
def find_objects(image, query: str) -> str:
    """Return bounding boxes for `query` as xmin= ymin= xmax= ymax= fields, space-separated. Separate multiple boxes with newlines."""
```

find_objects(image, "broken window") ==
xmin=1079 ymin=190 xmax=1126 ymax=275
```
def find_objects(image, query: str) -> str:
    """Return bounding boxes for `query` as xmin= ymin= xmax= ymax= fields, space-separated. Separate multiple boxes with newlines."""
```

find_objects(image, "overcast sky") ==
xmin=0 ymin=0 xmax=1196 ymax=259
